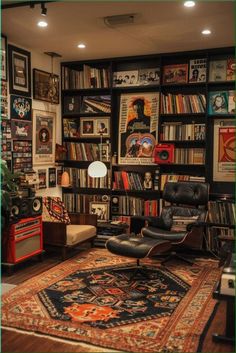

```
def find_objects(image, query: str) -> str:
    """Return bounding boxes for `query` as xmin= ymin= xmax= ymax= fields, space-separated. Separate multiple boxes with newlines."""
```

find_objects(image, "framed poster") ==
xmin=213 ymin=119 xmax=235 ymax=182
xmin=33 ymin=109 xmax=56 ymax=165
xmin=48 ymin=167 xmax=56 ymax=187
xmin=33 ymin=69 xmax=59 ymax=104
xmin=8 ymin=44 xmax=31 ymax=97
xmin=1 ymin=34 xmax=7 ymax=81
xmin=89 ymin=201 xmax=109 ymax=222
xmin=11 ymin=119 xmax=32 ymax=140
xmin=1 ymin=81 xmax=8 ymax=119
xmin=38 ymin=169 xmax=47 ymax=189
xmin=118 ymin=92 xmax=159 ymax=165
xmin=10 ymin=95 xmax=32 ymax=120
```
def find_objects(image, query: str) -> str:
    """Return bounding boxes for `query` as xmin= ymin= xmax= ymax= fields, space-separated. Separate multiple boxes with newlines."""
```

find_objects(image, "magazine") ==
xmin=113 ymin=70 xmax=139 ymax=87
xmin=189 ymin=58 xmax=207 ymax=83
xmin=209 ymin=60 xmax=227 ymax=82
xmin=163 ymin=64 xmax=188 ymax=84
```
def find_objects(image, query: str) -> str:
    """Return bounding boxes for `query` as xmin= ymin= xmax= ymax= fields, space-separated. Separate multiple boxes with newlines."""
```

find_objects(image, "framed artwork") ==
xmin=57 ymin=169 xmax=63 ymax=185
xmin=38 ymin=169 xmax=47 ymax=189
xmin=1 ymin=34 xmax=7 ymax=81
xmin=1 ymin=81 xmax=8 ymax=119
xmin=33 ymin=109 xmax=56 ymax=165
xmin=10 ymin=95 xmax=32 ymax=120
xmin=213 ymin=119 xmax=235 ymax=182
xmin=11 ymin=119 xmax=32 ymax=140
xmin=89 ymin=201 xmax=109 ymax=222
xmin=63 ymin=95 xmax=80 ymax=114
xmin=33 ymin=68 xmax=59 ymax=104
xmin=8 ymin=44 xmax=31 ymax=97
xmin=80 ymin=95 xmax=111 ymax=114
xmin=48 ymin=167 xmax=56 ymax=187
xmin=118 ymin=92 xmax=159 ymax=165
xmin=80 ymin=117 xmax=110 ymax=138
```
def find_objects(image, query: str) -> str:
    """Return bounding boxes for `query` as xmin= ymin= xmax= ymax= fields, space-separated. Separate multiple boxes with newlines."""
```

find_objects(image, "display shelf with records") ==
xmin=61 ymin=46 xmax=234 ymax=224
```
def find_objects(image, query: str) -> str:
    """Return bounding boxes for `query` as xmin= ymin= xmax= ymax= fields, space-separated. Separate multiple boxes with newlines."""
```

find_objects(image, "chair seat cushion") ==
xmin=66 ymin=225 xmax=96 ymax=246
xmin=142 ymin=226 xmax=186 ymax=241
xmin=106 ymin=234 xmax=171 ymax=259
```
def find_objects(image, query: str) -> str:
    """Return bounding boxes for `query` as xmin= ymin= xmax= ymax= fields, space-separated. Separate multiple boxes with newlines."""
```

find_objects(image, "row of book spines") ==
xmin=64 ymin=142 xmax=101 ymax=161
xmin=205 ymin=228 xmax=235 ymax=252
xmin=63 ymin=194 xmax=104 ymax=214
xmin=161 ymin=93 xmax=206 ymax=114
xmin=174 ymin=148 xmax=205 ymax=164
xmin=113 ymin=171 xmax=144 ymax=190
xmin=62 ymin=65 xmax=110 ymax=90
xmin=160 ymin=174 xmax=206 ymax=191
xmin=160 ymin=123 xmax=205 ymax=141
xmin=208 ymin=201 xmax=235 ymax=225
xmin=64 ymin=168 xmax=111 ymax=188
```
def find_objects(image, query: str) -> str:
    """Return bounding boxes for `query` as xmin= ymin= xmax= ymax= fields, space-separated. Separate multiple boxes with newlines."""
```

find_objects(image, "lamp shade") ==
xmin=61 ymin=171 xmax=70 ymax=187
xmin=88 ymin=161 xmax=107 ymax=178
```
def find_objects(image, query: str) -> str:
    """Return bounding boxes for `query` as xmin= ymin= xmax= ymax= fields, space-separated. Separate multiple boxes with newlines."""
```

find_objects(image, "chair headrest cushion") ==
xmin=163 ymin=182 xmax=209 ymax=206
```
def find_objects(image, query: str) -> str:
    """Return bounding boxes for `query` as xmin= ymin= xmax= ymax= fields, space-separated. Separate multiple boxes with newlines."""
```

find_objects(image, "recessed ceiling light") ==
xmin=77 ymin=43 xmax=86 ymax=49
xmin=184 ymin=1 xmax=195 ymax=7
xmin=37 ymin=20 xmax=48 ymax=27
xmin=202 ymin=29 xmax=211 ymax=35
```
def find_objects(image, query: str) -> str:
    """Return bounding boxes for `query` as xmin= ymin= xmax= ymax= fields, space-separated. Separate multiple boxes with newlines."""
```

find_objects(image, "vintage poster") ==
xmin=213 ymin=119 xmax=235 ymax=182
xmin=118 ymin=92 xmax=159 ymax=165
xmin=33 ymin=110 xmax=56 ymax=165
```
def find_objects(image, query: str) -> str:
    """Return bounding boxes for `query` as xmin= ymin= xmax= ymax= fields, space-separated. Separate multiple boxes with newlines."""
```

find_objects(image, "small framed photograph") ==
xmin=33 ymin=68 xmax=59 ymax=104
xmin=80 ymin=118 xmax=95 ymax=137
xmin=8 ymin=44 xmax=31 ymax=96
xmin=33 ymin=109 xmax=56 ymax=165
xmin=10 ymin=95 xmax=32 ymax=120
xmin=1 ymin=81 xmax=8 ymax=119
xmin=1 ymin=34 xmax=7 ymax=81
xmin=96 ymin=117 xmax=110 ymax=137
xmin=48 ymin=167 xmax=56 ymax=187
xmin=100 ymin=143 xmax=110 ymax=162
xmin=89 ymin=201 xmax=109 ymax=222
xmin=57 ymin=169 xmax=63 ymax=185
xmin=11 ymin=120 xmax=32 ymax=140
xmin=38 ymin=169 xmax=47 ymax=189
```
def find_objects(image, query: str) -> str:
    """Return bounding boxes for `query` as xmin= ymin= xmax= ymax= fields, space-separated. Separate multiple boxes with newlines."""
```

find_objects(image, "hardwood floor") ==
xmin=1 ymin=249 xmax=234 ymax=353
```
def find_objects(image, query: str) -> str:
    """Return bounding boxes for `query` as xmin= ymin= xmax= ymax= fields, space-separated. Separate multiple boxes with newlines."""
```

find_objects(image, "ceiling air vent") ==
xmin=104 ymin=13 xmax=138 ymax=27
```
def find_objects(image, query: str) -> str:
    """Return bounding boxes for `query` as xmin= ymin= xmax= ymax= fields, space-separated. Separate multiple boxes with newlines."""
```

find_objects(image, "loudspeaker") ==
xmin=10 ymin=196 xmax=43 ymax=219
xmin=154 ymin=144 xmax=174 ymax=164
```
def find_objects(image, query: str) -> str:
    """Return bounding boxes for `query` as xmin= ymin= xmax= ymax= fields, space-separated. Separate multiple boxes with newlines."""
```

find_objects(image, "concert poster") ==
xmin=213 ymin=119 xmax=235 ymax=182
xmin=118 ymin=92 xmax=159 ymax=165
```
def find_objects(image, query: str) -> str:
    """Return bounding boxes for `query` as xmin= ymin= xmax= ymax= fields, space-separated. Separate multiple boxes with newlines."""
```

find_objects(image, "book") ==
xmin=163 ymin=64 xmax=188 ymax=84
xmin=188 ymin=58 xmax=207 ymax=83
xmin=208 ymin=91 xmax=229 ymax=115
xmin=209 ymin=60 xmax=227 ymax=82
xmin=226 ymin=57 xmax=235 ymax=81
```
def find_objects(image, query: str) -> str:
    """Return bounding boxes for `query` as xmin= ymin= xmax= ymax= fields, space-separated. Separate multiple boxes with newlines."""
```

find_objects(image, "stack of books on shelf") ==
xmin=62 ymin=65 xmax=110 ymax=89
xmin=64 ymin=168 xmax=111 ymax=189
xmin=63 ymin=194 xmax=106 ymax=214
xmin=160 ymin=174 xmax=206 ymax=191
xmin=144 ymin=200 xmax=158 ymax=216
xmin=208 ymin=200 xmax=235 ymax=225
xmin=113 ymin=171 xmax=144 ymax=190
xmin=161 ymin=93 xmax=206 ymax=114
xmin=111 ymin=195 xmax=143 ymax=216
xmin=161 ymin=123 xmax=205 ymax=141
xmin=174 ymin=148 xmax=205 ymax=164
xmin=65 ymin=142 xmax=101 ymax=161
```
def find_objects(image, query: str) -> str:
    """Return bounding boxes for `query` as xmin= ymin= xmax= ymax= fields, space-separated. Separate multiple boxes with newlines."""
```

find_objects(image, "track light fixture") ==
xmin=41 ymin=2 xmax=47 ymax=16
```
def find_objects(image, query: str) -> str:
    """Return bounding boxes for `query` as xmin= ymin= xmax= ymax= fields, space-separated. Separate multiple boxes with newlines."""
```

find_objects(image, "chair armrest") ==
xmin=68 ymin=213 xmax=97 ymax=227
xmin=43 ymin=221 xmax=67 ymax=245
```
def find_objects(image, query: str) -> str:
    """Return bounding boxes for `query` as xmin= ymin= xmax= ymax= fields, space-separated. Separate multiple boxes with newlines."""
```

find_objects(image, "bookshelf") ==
xmin=61 ymin=47 xmax=235 ymax=231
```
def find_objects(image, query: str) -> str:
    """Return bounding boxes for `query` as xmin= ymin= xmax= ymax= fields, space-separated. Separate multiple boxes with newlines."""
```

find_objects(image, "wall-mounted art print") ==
xmin=213 ymin=119 xmax=235 ymax=182
xmin=48 ymin=167 xmax=56 ymax=187
xmin=11 ymin=119 xmax=32 ymax=140
xmin=89 ymin=201 xmax=109 ymax=222
xmin=1 ymin=35 xmax=7 ymax=81
xmin=38 ymin=169 xmax=47 ymax=189
xmin=1 ymin=81 xmax=8 ymax=119
xmin=10 ymin=95 xmax=32 ymax=120
xmin=33 ymin=68 xmax=59 ymax=104
xmin=57 ymin=169 xmax=63 ymax=186
xmin=63 ymin=95 xmax=80 ymax=114
xmin=80 ymin=117 xmax=110 ymax=138
xmin=33 ymin=109 xmax=56 ymax=165
xmin=8 ymin=44 xmax=31 ymax=97
xmin=118 ymin=92 xmax=159 ymax=165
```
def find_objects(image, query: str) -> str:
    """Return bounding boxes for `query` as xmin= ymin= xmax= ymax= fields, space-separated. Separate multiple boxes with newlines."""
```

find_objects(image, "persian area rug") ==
xmin=1 ymin=248 xmax=220 ymax=353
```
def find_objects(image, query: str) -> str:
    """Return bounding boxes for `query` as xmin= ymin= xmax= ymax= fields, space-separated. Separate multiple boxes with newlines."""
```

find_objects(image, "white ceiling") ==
xmin=2 ymin=1 xmax=235 ymax=62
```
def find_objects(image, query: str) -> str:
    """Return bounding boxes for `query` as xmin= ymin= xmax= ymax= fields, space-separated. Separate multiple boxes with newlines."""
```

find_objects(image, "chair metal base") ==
xmin=161 ymin=252 xmax=194 ymax=266
xmin=113 ymin=259 xmax=151 ymax=280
